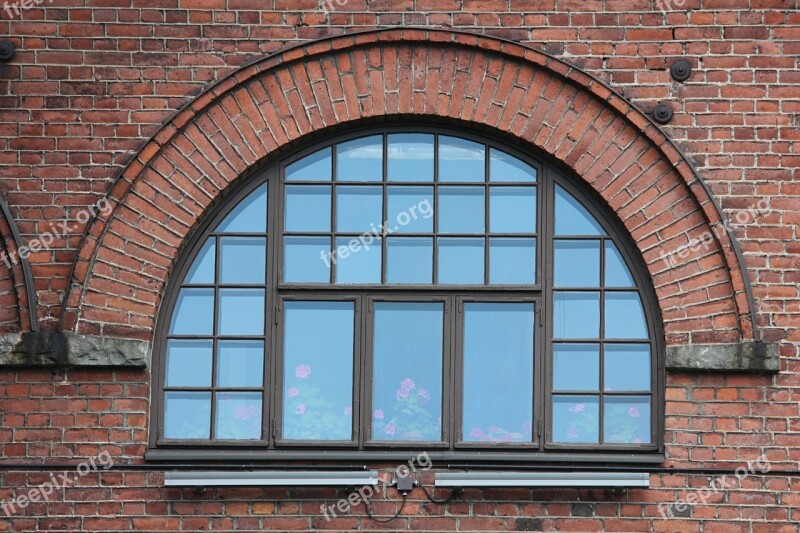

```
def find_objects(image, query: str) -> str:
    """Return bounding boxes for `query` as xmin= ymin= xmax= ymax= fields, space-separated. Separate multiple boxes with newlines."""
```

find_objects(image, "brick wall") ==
xmin=0 ymin=1 xmax=798 ymax=531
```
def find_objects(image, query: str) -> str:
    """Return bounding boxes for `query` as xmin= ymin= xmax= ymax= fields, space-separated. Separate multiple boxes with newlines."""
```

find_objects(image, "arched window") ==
xmin=152 ymin=127 xmax=663 ymax=459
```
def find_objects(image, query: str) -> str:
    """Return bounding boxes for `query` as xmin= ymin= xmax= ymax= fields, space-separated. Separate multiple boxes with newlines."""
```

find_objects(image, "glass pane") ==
xmin=553 ymin=292 xmax=600 ymax=339
xmin=438 ymin=187 xmax=485 ymax=233
xmin=336 ymin=135 xmax=382 ymax=182
xmin=219 ymin=237 xmax=266 ymax=284
xmin=215 ymin=392 xmax=262 ymax=440
xmin=387 ymin=186 xmax=434 ymax=233
xmin=165 ymin=339 xmax=212 ymax=387
xmin=185 ymin=238 xmax=215 ymax=284
xmin=605 ymin=241 xmax=635 ymax=287
xmin=604 ymin=396 xmax=651 ymax=444
xmin=216 ymin=184 xmax=267 ymax=233
xmin=170 ymin=288 xmax=214 ymax=335
xmin=463 ymin=303 xmax=534 ymax=443
xmin=489 ymin=187 xmax=537 ymax=233
xmin=554 ymin=240 xmax=600 ymax=287
xmin=605 ymin=344 xmax=651 ymax=391
xmin=439 ymin=136 xmax=485 ymax=182
xmin=489 ymin=238 xmax=536 ymax=284
xmin=217 ymin=340 xmax=264 ymax=388
xmin=553 ymin=344 xmax=599 ymax=391
xmin=437 ymin=238 xmax=484 ymax=284
xmin=286 ymin=147 xmax=332 ymax=181
xmin=387 ymin=133 xmax=434 ymax=182
xmin=372 ymin=303 xmax=444 ymax=441
xmin=386 ymin=238 xmax=432 ymax=284
xmin=283 ymin=301 xmax=354 ymax=441
xmin=284 ymin=236 xmax=331 ymax=283
xmin=164 ymin=391 xmax=210 ymax=439
xmin=552 ymin=395 xmax=599 ymax=443
xmin=336 ymin=186 xmax=382 ymax=233
xmin=489 ymin=148 xmax=537 ymax=182
xmin=555 ymin=185 xmax=605 ymax=236
xmin=335 ymin=237 xmax=382 ymax=284
xmin=284 ymin=185 xmax=331 ymax=232
xmin=218 ymin=289 xmax=264 ymax=335
xmin=605 ymin=292 xmax=648 ymax=339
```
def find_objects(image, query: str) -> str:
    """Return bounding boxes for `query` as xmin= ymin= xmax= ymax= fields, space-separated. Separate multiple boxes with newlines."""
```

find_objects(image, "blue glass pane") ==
xmin=605 ymin=241 xmax=635 ymax=287
xmin=489 ymin=187 xmax=537 ymax=233
xmin=184 ymin=238 xmax=215 ymax=284
xmin=336 ymin=135 xmax=382 ymax=181
xmin=336 ymin=186 xmax=382 ymax=233
xmin=217 ymin=340 xmax=264 ymax=388
xmin=284 ymin=236 xmax=331 ymax=283
xmin=164 ymin=391 xmax=210 ymax=439
xmin=605 ymin=344 xmax=651 ymax=391
xmin=489 ymin=148 xmax=536 ymax=182
xmin=463 ymin=303 xmax=534 ymax=443
xmin=439 ymin=136 xmax=485 ymax=182
xmin=215 ymin=392 xmax=262 ymax=440
xmin=604 ymin=396 xmax=651 ymax=444
xmin=552 ymin=395 xmax=599 ymax=443
xmin=437 ymin=238 xmax=484 ymax=284
xmin=387 ymin=133 xmax=434 ymax=182
xmin=286 ymin=147 xmax=332 ymax=181
xmin=553 ymin=292 xmax=600 ymax=339
xmin=372 ymin=303 xmax=444 ymax=441
xmin=335 ymin=237 xmax=381 ymax=284
xmin=219 ymin=237 xmax=266 ymax=284
xmin=489 ymin=238 xmax=536 ymax=284
xmin=553 ymin=344 xmax=599 ymax=391
xmin=170 ymin=288 xmax=214 ymax=335
xmin=285 ymin=185 xmax=331 ymax=232
xmin=605 ymin=292 xmax=648 ymax=339
xmin=438 ymin=187 xmax=485 ymax=233
xmin=216 ymin=184 xmax=267 ymax=233
xmin=218 ymin=289 xmax=264 ymax=335
xmin=387 ymin=186 xmax=433 ymax=233
xmin=554 ymin=240 xmax=600 ymax=287
xmin=165 ymin=339 xmax=212 ymax=387
xmin=386 ymin=238 xmax=432 ymax=284
xmin=555 ymin=185 xmax=605 ymax=236
xmin=283 ymin=301 xmax=354 ymax=441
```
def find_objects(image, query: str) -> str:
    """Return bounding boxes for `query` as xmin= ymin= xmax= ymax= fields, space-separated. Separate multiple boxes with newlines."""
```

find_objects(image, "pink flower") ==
xmin=399 ymin=378 xmax=415 ymax=392
xmin=396 ymin=388 xmax=410 ymax=399
xmin=469 ymin=427 xmax=484 ymax=438
xmin=628 ymin=407 xmax=640 ymax=418
xmin=489 ymin=425 xmax=501 ymax=434
xmin=567 ymin=427 xmax=579 ymax=439
xmin=287 ymin=387 xmax=300 ymax=398
xmin=568 ymin=403 xmax=586 ymax=413
xmin=384 ymin=422 xmax=396 ymax=436
xmin=344 ymin=407 xmax=352 ymax=416
xmin=417 ymin=388 xmax=430 ymax=403
xmin=373 ymin=409 xmax=384 ymax=420
xmin=295 ymin=404 xmax=306 ymax=415
xmin=634 ymin=438 xmax=643 ymax=444
xmin=234 ymin=405 xmax=258 ymax=420
xmin=295 ymin=364 xmax=312 ymax=379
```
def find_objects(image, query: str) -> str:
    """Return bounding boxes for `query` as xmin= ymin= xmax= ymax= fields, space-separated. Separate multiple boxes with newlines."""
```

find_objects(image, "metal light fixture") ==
xmin=434 ymin=471 xmax=650 ymax=488
xmin=164 ymin=470 xmax=379 ymax=487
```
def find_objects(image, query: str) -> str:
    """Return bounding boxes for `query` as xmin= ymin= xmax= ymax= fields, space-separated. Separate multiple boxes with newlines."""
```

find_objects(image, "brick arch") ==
xmin=0 ymin=197 xmax=37 ymax=333
xmin=61 ymin=28 xmax=756 ymax=346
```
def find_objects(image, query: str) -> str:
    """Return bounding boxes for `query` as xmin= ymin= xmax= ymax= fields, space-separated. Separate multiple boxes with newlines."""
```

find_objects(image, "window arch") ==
xmin=152 ymin=126 xmax=663 ymax=459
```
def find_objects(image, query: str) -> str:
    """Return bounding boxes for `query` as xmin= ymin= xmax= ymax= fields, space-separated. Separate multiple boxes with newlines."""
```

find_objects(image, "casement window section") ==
xmin=147 ymin=125 xmax=665 ymax=464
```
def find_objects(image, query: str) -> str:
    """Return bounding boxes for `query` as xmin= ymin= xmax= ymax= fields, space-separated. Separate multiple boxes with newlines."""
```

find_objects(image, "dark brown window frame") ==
xmin=147 ymin=124 xmax=665 ymax=464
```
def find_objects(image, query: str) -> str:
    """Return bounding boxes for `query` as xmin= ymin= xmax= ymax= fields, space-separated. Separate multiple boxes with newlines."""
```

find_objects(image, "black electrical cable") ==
xmin=364 ymin=493 xmax=407 ymax=523
xmin=419 ymin=483 xmax=462 ymax=505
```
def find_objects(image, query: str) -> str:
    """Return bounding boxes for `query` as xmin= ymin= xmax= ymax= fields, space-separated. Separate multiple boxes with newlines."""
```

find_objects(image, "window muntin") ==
xmin=155 ymin=129 xmax=660 ymax=456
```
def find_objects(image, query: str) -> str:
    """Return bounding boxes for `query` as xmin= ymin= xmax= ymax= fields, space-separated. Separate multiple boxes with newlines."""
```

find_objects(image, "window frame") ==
xmin=148 ymin=124 xmax=665 ymax=462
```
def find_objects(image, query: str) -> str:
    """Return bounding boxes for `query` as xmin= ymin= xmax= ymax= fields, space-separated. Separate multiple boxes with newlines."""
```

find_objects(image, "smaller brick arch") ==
xmin=0 ymin=196 xmax=38 ymax=333
xmin=61 ymin=28 xmax=757 ymax=347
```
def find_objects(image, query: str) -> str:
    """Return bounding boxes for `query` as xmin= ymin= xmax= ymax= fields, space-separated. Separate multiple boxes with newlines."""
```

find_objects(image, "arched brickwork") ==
xmin=0 ymin=198 xmax=36 ymax=333
xmin=60 ymin=28 xmax=756 ymax=346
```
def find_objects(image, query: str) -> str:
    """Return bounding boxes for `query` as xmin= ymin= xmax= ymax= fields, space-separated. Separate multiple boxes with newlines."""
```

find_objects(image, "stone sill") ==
xmin=665 ymin=341 xmax=779 ymax=373
xmin=0 ymin=331 xmax=148 ymax=368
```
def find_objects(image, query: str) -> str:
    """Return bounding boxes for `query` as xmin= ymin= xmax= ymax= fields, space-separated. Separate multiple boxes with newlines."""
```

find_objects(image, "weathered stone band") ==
xmin=0 ymin=331 xmax=148 ymax=368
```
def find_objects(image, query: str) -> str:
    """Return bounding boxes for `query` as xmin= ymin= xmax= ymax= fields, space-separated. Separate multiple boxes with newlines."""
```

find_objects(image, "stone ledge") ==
xmin=0 ymin=331 xmax=148 ymax=368
xmin=666 ymin=341 xmax=779 ymax=373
